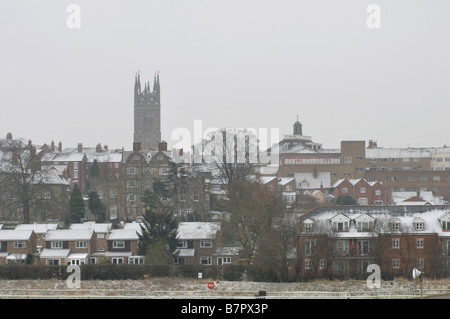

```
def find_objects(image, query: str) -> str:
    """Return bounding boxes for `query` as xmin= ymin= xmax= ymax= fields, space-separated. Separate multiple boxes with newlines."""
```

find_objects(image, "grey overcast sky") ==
xmin=1 ymin=1 xmax=449 ymax=151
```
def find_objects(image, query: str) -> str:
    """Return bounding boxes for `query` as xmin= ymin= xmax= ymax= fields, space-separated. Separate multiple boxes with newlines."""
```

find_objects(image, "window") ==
xmin=75 ymin=241 xmax=87 ymax=248
xmin=113 ymin=240 xmax=125 ymax=249
xmin=73 ymin=162 xmax=79 ymax=169
xmin=200 ymin=240 xmax=213 ymax=248
xmin=392 ymin=239 xmax=400 ymax=249
xmin=14 ymin=241 xmax=26 ymax=248
xmin=304 ymin=222 xmax=313 ymax=231
xmin=160 ymin=167 xmax=169 ymax=175
xmin=342 ymin=188 xmax=348 ymax=194
xmin=175 ymin=257 xmax=186 ymax=265
xmin=414 ymin=222 xmax=424 ymax=231
xmin=44 ymin=192 xmax=51 ymax=199
xmin=344 ymin=157 xmax=352 ymax=164
xmin=73 ymin=170 xmax=79 ymax=179
xmin=127 ymin=180 xmax=136 ymax=188
xmin=304 ymin=240 xmax=316 ymax=256
xmin=442 ymin=221 xmax=450 ymax=231
xmin=393 ymin=259 xmax=400 ymax=269
xmin=360 ymin=188 xmax=366 ymax=193
xmin=420 ymin=176 xmax=427 ymax=181
xmin=390 ymin=222 xmax=400 ymax=231
xmin=416 ymin=238 xmax=424 ymax=249
xmin=417 ymin=258 xmax=425 ymax=269
xmin=375 ymin=190 xmax=381 ymax=196
xmin=129 ymin=257 xmax=145 ymax=264
xmin=193 ymin=191 xmax=199 ymax=202
xmin=46 ymin=259 xmax=59 ymax=265
xmin=357 ymin=221 xmax=373 ymax=231
xmin=333 ymin=221 xmax=349 ymax=231
xmin=133 ymin=155 xmax=140 ymax=161
xmin=408 ymin=176 xmax=416 ymax=181
xmin=334 ymin=240 xmax=349 ymax=255
xmin=286 ymin=185 xmax=292 ymax=191
xmin=179 ymin=192 xmax=186 ymax=201
xmin=381 ymin=158 xmax=388 ymax=162
xmin=357 ymin=240 xmax=371 ymax=256
xmin=51 ymin=241 xmax=63 ymax=249
xmin=319 ymin=260 xmax=327 ymax=270
xmin=200 ymin=257 xmax=212 ymax=265
xmin=305 ymin=259 xmax=312 ymax=270
xmin=128 ymin=167 xmax=137 ymax=175
xmin=112 ymin=258 xmax=124 ymax=264
xmin=127 ymin=194 xmax=136 ymax=201
xmin=115 ymin=163 xmax=119 ymax=169
xmin=177 ymin=241 xmax=188 ymax=248
xmin=433 ymin=176 xmax=441 ymax=181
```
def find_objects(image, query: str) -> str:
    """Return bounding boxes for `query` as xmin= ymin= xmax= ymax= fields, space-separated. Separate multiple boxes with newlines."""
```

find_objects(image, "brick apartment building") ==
xmin=297 ymin=205 xmax=450 ymax=279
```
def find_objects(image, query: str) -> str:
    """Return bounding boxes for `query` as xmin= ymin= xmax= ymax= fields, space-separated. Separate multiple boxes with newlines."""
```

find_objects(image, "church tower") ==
xmin=133 ymin=72 xmax=161 ymax=150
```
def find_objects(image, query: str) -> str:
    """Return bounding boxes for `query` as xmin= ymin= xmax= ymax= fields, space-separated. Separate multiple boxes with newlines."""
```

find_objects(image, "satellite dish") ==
xmin=412 ymin=268 xmax=422 ymax=279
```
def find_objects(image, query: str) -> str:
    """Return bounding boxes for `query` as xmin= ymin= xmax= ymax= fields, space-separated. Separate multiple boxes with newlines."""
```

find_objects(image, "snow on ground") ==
xmin=0 ymin=277 xmax=449 ymax=298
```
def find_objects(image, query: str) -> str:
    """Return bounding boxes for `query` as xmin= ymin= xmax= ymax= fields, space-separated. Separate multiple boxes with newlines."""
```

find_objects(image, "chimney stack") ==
xmin=158 ymin=140 xmax=167 ymax=152
xmin=104 ymin=145 xmax=108 ymax=151
xmin=133 ymin=141 xmax=142 ymax=152
xmin=58 ymin=141 xmax=62 ymax=153
xmin=96 ymin=143 xmax=102 ymax=153
xmin=78 ymin=143 xmax=83 ymax=153
xmin=51 ymin=141 xmax=55 ymax=152
xmin=6 ymin=133 xmax=12 ymax=140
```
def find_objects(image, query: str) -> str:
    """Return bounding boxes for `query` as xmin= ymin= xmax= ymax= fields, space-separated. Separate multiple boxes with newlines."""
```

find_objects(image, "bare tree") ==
xmin=0 ymin=139 xmax=51 ymax=223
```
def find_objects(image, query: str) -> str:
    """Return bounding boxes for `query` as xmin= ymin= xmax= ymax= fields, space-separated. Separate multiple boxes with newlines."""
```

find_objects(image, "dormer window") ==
xmin=413 ymin=217 xmax=425 ymax=231
xmin=330 ymin=214 xmax=351 ymax=231
xmin=333 ymin=221 xmax=349 ymax=231
xmin=390 ymin=218 xmax=401 ymax=231
xmin=355 ymin=214 xmax=375 ymax=232
xmin=439 ymin=212 xmax=450 ymax=231
xmin=303 ymin=219 xmax=314 ymax=231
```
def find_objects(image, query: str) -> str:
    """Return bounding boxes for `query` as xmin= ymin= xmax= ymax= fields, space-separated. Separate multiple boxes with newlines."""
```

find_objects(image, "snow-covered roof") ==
xmin=300 ymin=206 xmax=450 ymax=237
xmin=44 ymin=229 xmax=93 ymax=241
xmin=69 ymin=222 xmax=112 ymax=233
xmin=107 ymin=229 xmax=140 ymax=240
xmin=174 ymin=248 xmax=195 ymax=257
xmin=177 ymin=222 xmax=221 ymax=240
xmin=15 ymin=223 xmax=58 ymax=234
xmin=40 ymin=248 xmax=70 ymax=258
xmin=365 ymin=148 xmax=430 ymax=158
xmin=0 ymin=230 xmax=33 ymax=241
xmin=295 ymin=172 xmax=331 ymax=189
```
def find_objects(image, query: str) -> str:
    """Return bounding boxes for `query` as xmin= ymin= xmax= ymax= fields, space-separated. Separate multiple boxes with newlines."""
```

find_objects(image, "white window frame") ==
xmin=112 ymin=257 xmax=124 ymax=264
xmin=75 ymin=241 xmax=87 ymax=248
xmin=416 ymin=238 xmax=424 ymax=249
xmin=200 ymin=240 xmax=213 ymax=248
xmin=51 ymin=241 xmax=63 ymax=249
xmin=393 ymin=259 xmax=400 ymax=269
xmin=392 ymin=238 xmax=400 ymax=249
xmin=14 ymin=241 xmax=26 ymax=249
xmin=113 ymin=240 xmax=125 ymax=249
xmin=200 ymin=256 xmax=212 ymax=265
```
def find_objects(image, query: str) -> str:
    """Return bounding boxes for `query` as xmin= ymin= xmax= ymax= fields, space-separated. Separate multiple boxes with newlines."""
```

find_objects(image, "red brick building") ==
xmin=297 ymin=205 xmax=450 ymax=279
xmin=332 ymin=178 xmax=386 ymax=205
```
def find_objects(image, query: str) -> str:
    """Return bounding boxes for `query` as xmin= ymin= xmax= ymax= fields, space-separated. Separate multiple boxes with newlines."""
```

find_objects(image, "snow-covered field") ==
xmin=0 ymin=277 xmax=449 ymax=298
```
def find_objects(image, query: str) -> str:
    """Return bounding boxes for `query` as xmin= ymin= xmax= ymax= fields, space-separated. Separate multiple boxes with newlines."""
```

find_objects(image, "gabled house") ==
xmin=15 ymin=223 xmax=58 ymax=252
xmin=0 ymin=230 xmax=37 ymax=264
xmin=174 ymin=222 xmax=222 ymax=266
xmin=104 ymin=228 xmax=143 ymax=264
xmin=40 ymin=229 xmax=96 ymax=265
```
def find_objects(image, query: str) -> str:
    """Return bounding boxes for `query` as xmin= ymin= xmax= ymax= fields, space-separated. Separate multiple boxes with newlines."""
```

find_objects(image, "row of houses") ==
xmin=0 ymin=221 xmax=239 ymax=267
xmin=297 ymin=205 xmax=450 ymax=278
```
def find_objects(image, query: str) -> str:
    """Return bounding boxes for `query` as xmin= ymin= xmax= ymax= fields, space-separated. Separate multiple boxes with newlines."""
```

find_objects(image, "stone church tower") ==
xmin=134 ymin=72 xmax=161 ymax=150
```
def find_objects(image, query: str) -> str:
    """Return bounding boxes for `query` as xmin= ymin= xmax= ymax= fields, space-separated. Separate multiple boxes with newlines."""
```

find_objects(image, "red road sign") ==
xmin=208 ymin=282 xmax=214 ymax=290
